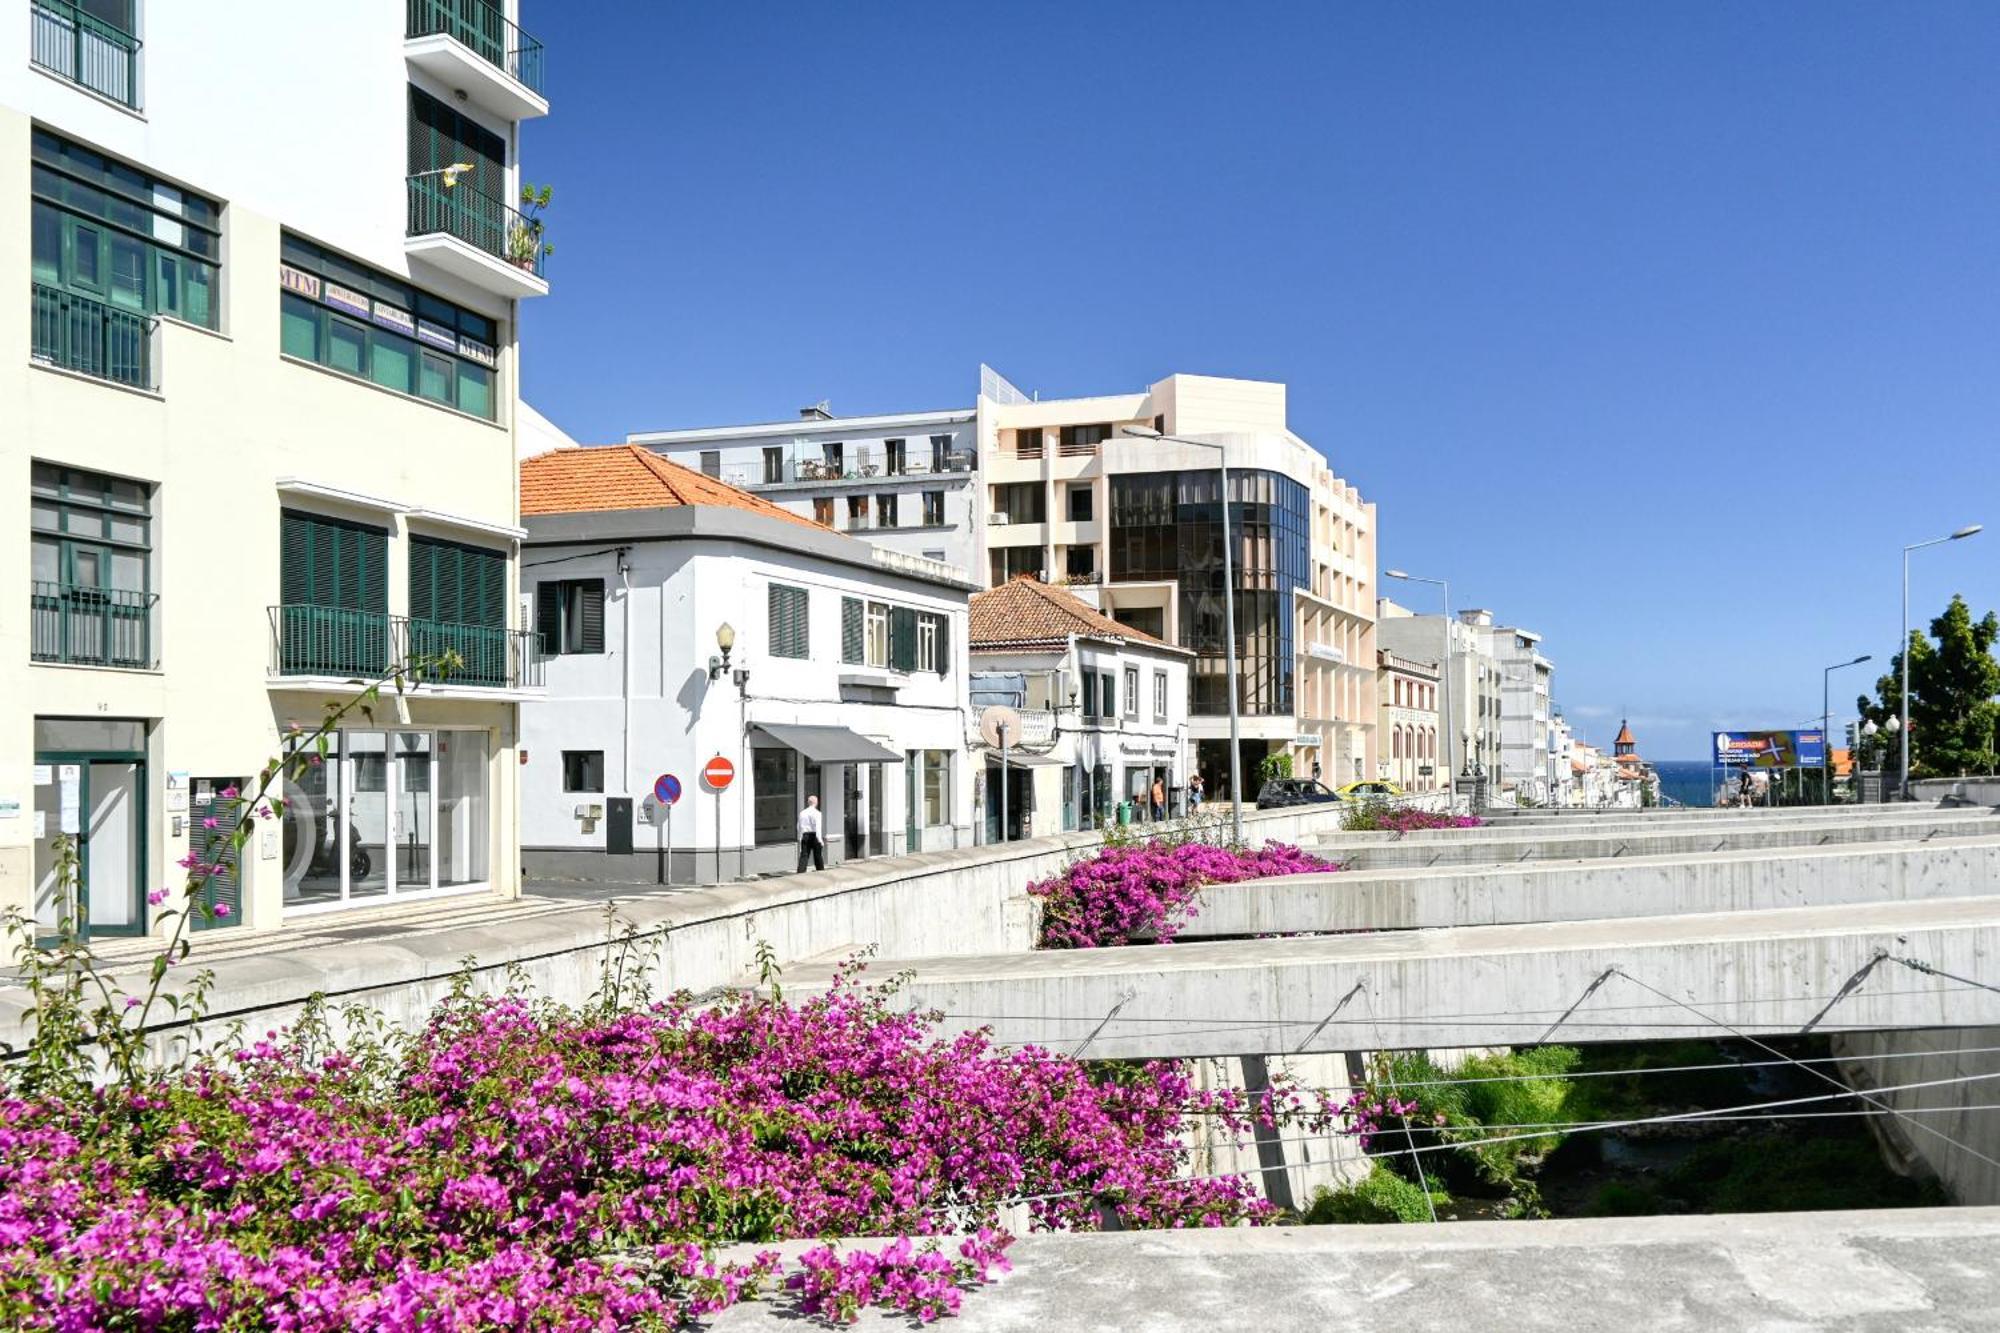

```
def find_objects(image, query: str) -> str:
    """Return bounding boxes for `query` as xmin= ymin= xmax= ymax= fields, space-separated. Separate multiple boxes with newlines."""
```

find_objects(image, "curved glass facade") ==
xmin=1109 ymin=468 xmax=1308 ymax=717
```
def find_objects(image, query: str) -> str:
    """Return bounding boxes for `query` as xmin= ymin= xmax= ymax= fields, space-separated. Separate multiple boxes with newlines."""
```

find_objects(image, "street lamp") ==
xmin=1386 ymin=569 xmax=1456 ymax=808
xmin=1900 ymin=525 xmax=1981 ymax=798
xmin=1822 ymin=654 xmax=1871 ymax=804
xmin=1121 ymin=425 xmax=1242 ymax=844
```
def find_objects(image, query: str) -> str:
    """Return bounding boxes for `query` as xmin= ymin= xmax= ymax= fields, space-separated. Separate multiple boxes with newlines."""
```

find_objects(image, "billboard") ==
xmin=1713 ymin=730 xmax=1826 ymax=769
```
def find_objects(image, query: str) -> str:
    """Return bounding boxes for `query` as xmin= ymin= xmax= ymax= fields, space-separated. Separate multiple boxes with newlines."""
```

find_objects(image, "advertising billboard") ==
xmin=1713 ymin=730 xmax=1827 ymax=769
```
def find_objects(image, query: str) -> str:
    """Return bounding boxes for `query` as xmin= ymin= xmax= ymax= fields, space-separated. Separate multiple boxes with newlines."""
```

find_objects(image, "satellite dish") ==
xmin=979 ymin=704 xmax=1023 ymax=750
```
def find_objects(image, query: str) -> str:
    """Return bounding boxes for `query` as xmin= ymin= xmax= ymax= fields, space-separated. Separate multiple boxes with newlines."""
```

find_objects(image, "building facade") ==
xmin=1493 ymin=624 xmax=1555 ymax=803
xmin=1376 ymin=650 xmax=1442 ymax=791
xmin=628 ymin=406 xmax=982 ymax=577
xmin=5 ymin=1 xmax=549 ymax=934
xmin=518 ymin=446 xmax=974 ymax=881
xmin=967 ymin=577 xmax=1191 ymax=840
xmin=1375 ymin=603 xmax=1504 ymax=789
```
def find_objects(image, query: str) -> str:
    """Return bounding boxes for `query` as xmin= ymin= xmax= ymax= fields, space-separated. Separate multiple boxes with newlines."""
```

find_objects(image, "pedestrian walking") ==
xmin=796 ymin=794 xmax=825 ymax=872
xmin=1151 ymin=777 xmax=1166 ymax=821
xmin=1190 ymin=772 xmax=1206 ymax=808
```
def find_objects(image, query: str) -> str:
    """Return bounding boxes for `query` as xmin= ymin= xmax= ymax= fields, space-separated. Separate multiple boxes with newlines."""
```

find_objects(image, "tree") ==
xmin=1857 ymin=595 xmax=2000 ymax=778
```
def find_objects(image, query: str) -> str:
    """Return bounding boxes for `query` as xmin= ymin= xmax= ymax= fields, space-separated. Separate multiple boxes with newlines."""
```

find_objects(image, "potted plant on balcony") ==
xmin=508 ymin=181 xmax=554 ymax=271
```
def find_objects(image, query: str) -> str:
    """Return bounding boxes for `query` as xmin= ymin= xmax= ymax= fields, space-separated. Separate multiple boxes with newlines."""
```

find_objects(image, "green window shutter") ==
xmin=579 ymin=580 xmax=605 ymax=653
xmin=356 ymin=524 xmax=387 ymax=613
xmin=280 ymin=510 xmax=312 ymax=605
xmin=410 ymin=538 xmax=438 ymax=623
xmin=471 ymin=546 xmax=504 ymax=629
xmin=769 ymin=584 xmax=808 ymax=659
xmin=841 ymin=597 xmax=863 ymax=664
xmin=536 ymin=581 xmax=561 ymax=652
xmin=890 ymin=606 xmax=918 ymax=672
xmin=935 ymin=614 xmax=950 ymax=675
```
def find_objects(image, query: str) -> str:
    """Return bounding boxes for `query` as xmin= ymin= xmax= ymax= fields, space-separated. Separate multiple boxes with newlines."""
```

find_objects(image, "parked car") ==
xmin=1336 ymin=780 xmax=1404 ymax=800
xmin=1255 ymin=778 xmax=1343 ymax=810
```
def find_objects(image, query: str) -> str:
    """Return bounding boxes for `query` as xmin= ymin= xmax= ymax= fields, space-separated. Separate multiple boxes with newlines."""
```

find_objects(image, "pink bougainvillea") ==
xmin=1346 ymin=808 xmax=1485 ymax=834
xmin=1029 ymin=841 xmax=1338 ymax=949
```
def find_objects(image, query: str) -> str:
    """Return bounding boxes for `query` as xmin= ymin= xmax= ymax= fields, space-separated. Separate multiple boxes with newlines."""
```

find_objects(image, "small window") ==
xmin=1065 ymin=547 xmax=1095 ymax=579
xmin=922 ymin=491 xmax=945 ymax=526
xmin=813 ymin=497 xmax=835 ymax=526
xmin=1068 ymin=484 xmax=1093 ymax=522
xmin=1101 ymin=671 xmax=1116 ymax=719
xmin=700 ymin=451 xmax=721 ymax=478
xmin=763 ymin=446 xmax=784 ymax=484
xmin=917 ymin=614 xmax=939 ymax=673
xmin=537 ymin=578 xmax=605 ymax=655
xmin=865 ymin=601 xmax=890 ymax=668
xmin=1153 ymin=670 xmax=1168 ymax=723
xmin=769 ymin=583 xmax=809 ymax=659
xmin=1123 ymin=666 xmax=1139 ymax=720
xmin=885 ymin=438 xmax=907 ymax=474
xmin=562 ymin=750 xmax=604 ymax=793
xmin=877 ymin=493 xmax=898 ymax=528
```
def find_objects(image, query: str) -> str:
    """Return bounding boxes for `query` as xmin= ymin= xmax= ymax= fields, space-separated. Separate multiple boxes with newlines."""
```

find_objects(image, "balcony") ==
xmin=724 ymin=448 xmax=977 ymax=489
xmin=30 ymin=0 xmax=140 ymax=109
xmin=31 ymin=582 xmax=156 ymax=669
xmin=405 ymin=0 xmax=548 ymax=122
xmin=405 ymin=175 xmax=549 ymax=300
xmin=270 ymin=607 xmax=542 ymax=689
xmin=32 ymin=284 xmax=156 ymax=390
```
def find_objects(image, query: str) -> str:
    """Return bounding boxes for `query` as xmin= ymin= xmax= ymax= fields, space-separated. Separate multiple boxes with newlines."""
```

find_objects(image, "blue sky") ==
xmin=521 ymin=2 xmax=1999 ymax=760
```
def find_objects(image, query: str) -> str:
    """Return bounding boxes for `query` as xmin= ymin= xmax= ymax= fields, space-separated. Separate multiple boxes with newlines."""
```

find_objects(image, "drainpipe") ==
xmin=618 ymin=549 xmax=633 ymax=799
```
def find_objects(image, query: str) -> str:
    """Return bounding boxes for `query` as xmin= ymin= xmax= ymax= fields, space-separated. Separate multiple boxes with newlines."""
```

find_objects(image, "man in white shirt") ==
xmin=796 ymin=794 xmax=825 ymax=872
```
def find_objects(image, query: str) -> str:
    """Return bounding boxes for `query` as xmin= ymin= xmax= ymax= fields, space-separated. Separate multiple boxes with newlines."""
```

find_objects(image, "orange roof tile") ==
xmin=520 ymin=445 xmax=826 ymax=531
xmin=970 ymin=576 xmax=1180 ymax=652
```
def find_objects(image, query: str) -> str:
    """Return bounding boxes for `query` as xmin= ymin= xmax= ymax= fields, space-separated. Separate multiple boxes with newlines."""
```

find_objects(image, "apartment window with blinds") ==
xmin=768 ymin=583 xmax=809 ymax=659
xmin=535 ymin=578 xmax=604 ymax=655
xmin=276 ymin=510 xmax=389 ymax=676
xmin=409 ymin=535 xmax=507 ymax=684
xmin=700 ymin=451 xmax=721 ymax=478
xmin=922 ymin=491 xmax=944 ymax=526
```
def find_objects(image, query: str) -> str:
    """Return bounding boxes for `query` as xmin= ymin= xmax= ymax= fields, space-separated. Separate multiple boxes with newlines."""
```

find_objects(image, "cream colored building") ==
xmin=977 ymin=369 xmax=1376 ymax=797
xmin=1377 ymin=650 xmax=1442 ymax=792
xmin=3 ymin=2 xmax=549 ymax=936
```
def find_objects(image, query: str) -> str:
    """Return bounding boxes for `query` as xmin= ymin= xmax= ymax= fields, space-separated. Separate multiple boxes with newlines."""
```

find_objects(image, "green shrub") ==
xmin=1300 ymin=1165 xmax=1450 ymax=1224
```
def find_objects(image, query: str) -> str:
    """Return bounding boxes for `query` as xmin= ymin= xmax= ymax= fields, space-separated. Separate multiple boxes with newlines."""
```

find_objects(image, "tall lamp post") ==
xmin=1900 ymin=525 xmax=1982 ymax=798
xmin=1821 ymin=653 xmax=1871 ymax=805
xmin=1385 ymin=570 xmax=1455 ymax=808
xmin=1120 ymin=426 xmax=1242 ymax=845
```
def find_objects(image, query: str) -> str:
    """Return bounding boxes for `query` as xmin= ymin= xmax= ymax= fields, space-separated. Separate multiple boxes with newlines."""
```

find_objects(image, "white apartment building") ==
xmin=1376 ymin=650 xmax=1442 ymax=792
xmin=518 ymin=446 xmax=973 ymax=882
xmin=6 ymin=1 xmax=550 ymax=935
xmin=1376 ymin=603 xmax=1505 ymax=789
xmin=967 ymin=577 xmax=1191 ymax=839
xmin=1493 ymin=623 xmax=1555 ymax=803
xmin=628 ymin=406 xmax=981 ymax=575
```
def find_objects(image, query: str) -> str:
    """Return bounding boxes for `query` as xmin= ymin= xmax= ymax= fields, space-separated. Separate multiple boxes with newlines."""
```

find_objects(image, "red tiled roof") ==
xmin=520 ymin=445 xmax=825 ymax=530
xmin=1614 ymin=720 xmax=1636 ymax=746
xmin=969 ymin=576 xmax=1179 ymax=652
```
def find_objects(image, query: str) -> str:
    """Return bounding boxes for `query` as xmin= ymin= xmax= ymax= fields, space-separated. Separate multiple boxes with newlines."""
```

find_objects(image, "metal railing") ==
xmin=32 ymin=283 xmax=156 ymax=389
xmin=726 ymin=449 xmax=976 ymax=487
xmin=406 ymin=0 xmax=545 ymax=95
xmin=30 ymin=0 xmax=140 ymax=108
xmin=30 ymin=582 xmax=156 ymax=669
xmin=407 ymin=175 xmax=547 ymax=278
xmin=269 ymin=606 xmax=540 ymax=687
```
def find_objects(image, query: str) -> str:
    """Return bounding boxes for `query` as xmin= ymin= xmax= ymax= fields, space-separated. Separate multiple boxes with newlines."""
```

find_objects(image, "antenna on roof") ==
xmin=799 ymin=400 xmax=833 ymax=421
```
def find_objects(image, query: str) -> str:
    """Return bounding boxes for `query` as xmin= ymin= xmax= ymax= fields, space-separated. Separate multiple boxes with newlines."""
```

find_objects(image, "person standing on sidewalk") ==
xmin=797 ymin=794 xmax=825 ymax=872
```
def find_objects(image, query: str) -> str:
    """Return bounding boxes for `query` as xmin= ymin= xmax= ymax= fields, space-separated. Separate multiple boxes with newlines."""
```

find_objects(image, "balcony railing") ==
xmin=30 ymin=0 xmax=141 ymax=109
xmin=724 ymin=450 xmax=977 ymax=488
xmin=31 ymin=582 xmax=156 ymax=669
xmin=407 ymin=175 xmax=547 ymax=279
xmin=32 ymin=283 xmax=155 ymax=389
xmin=269 ymin=606 xmax=541 ymax=687
xmin=406 ymin=0 xmax=545 ymax=96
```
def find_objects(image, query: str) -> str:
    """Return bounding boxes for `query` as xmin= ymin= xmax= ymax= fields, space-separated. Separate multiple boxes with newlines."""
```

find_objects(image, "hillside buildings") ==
xmin=968 ymin=577 xmax=1191 ymax=839
xmin=9 ymin=1 xmax=549 ymax=932
xmin=517 ymin=446 xmax=974 ymax=880
xmin=633 ymin=366 xmax=1378 ymax=801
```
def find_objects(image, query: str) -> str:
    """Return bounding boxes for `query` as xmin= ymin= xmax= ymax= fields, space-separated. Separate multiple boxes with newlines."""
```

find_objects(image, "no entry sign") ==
xmin=654 ymin=773 xmax=682 ymax=805
xmin=702 ymin=755 xmax=736 ymax=791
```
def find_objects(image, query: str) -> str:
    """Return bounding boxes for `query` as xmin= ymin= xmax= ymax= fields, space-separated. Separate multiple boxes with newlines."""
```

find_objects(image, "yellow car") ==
xmin=1336 ymin=780 xmax=1404 ymax=800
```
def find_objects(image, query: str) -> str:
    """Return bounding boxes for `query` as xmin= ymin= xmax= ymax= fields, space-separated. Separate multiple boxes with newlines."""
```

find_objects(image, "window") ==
xmin=1153 ymin=670 xmax=1168 ymax=723
xmin=408 ymin=535 xmax=507 ymax=683
xmin=1014 ymin=428 xmax=1044 ymax=460
xmin=1123 ymin=666 xmax=1139 ymax=720
xmin=923 ymin=750 xmax=951 ymax=826
xmin=1068 ymin=484 xmax=1094 ymax=522
xmin=279 ymin=233 xmax=501 ymax=420
xmin=1059 ymin=423 xmax=1111 ymax=454
xmin=536 ymin=578 xmax=604 ymax=654
xmin=991 ymin=482 xmax=1045 ymax=524
xmin=923 ymin=549 xmax=946 ymax=562
xmin=753 ymin=748 xmax=797 ymax=845
xmin=700 ymin=451 xmax=721 ymax=478
xmin=763 ymin=446 xmax=785 ymax=484
xmin=1101 ymin=671 xmax=1116 ymax=720
xmin=769 ymin=583 xmax=809 ymax=659
xmin=822 ymin=442 xmax=845 ymax=474
xmin=1065 ymin=547 xmax=1095 ymax=579
xmin=917 ymin=612 xmax=946 ymax=673
xmin=885 ymin=438 xmax=907 ymax=474
xmin=277 ymin=509 xmax=389 ymax=675
xmin=877 ymin=493 xmax=898 ymax=528
xmin=922 ymin=491 xmax=945 ymax=526
xmin=1081 ymin=673 xmax=1099 ymax=720
xmin=813 ymin=497 xmax=835 ymax=526
xmin=990 ymin=548 xmax=1042 ymax=584
xmin=841 ymin=596 xmax=864 ymax=664
xmin=847 ymin=495 xmax=868 ymax=530
xmin=930 ymin=435 xmax=952 ymax=471
xmin=562 ymin=750 xmax=604 ymax=793
xmin=29 ymin=462 xmax=155 ymax=668
xmin=890 ymin=606 xmax=919 ymax=672
xmin=865 ymin=602 xmax=890 ymax=668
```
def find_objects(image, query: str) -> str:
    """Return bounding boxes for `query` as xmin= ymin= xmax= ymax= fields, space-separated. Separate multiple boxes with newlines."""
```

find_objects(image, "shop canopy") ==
xmin=748 ymin=723 xmax=902 ymax=765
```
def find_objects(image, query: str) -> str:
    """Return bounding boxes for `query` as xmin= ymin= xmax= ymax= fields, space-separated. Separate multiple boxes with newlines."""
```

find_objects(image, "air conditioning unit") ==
xmin=988 ymin=514 xmax=1010 ymax=525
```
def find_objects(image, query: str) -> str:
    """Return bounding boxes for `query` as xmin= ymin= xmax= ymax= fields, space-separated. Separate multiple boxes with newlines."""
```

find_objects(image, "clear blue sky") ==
xmin=521 ymin=2 xmax=2000 ymax=760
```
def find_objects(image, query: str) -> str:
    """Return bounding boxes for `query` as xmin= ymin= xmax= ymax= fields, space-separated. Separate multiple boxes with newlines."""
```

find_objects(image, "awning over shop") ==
xmin=749 ymin=723 xmax=902 ymax=765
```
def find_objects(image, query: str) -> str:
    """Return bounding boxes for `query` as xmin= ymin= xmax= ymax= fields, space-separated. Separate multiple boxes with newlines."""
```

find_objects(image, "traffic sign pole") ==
xmin=651 ymin=774 xmax=683 ymax=888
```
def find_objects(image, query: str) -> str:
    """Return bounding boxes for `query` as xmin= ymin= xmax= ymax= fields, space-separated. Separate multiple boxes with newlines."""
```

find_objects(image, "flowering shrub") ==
xmin=1340 ymin=803 xmax=1485 ymax=834
xmin=1029 ymin=841 xmax=1337 ymax=949
xmin=0 ymin=971 xmax=1309 ymax=1329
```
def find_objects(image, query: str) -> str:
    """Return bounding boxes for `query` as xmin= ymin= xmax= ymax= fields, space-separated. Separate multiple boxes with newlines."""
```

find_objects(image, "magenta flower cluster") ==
xmin=1349 ymin=808 xmax=1485 ymax=833
xmin=0 ymin=974 xmax=1293 ymax=1328
xmin=1029 ymin=841 xmax=1337 ymax=949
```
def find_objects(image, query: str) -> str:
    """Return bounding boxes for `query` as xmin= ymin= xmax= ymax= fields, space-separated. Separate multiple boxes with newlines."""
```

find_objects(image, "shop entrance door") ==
xmin=33 ymin=742 xmax=146 ymax=939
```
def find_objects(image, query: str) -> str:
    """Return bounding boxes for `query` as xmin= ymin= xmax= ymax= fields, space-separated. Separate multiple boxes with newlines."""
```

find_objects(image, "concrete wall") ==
xmin=1832 ymin=1026 xmax=2000 ymax=1205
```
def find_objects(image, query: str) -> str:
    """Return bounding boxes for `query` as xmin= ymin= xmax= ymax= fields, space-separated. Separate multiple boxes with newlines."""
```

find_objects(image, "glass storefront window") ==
xmin=438 ymin=730 xmax=488 ymax=886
